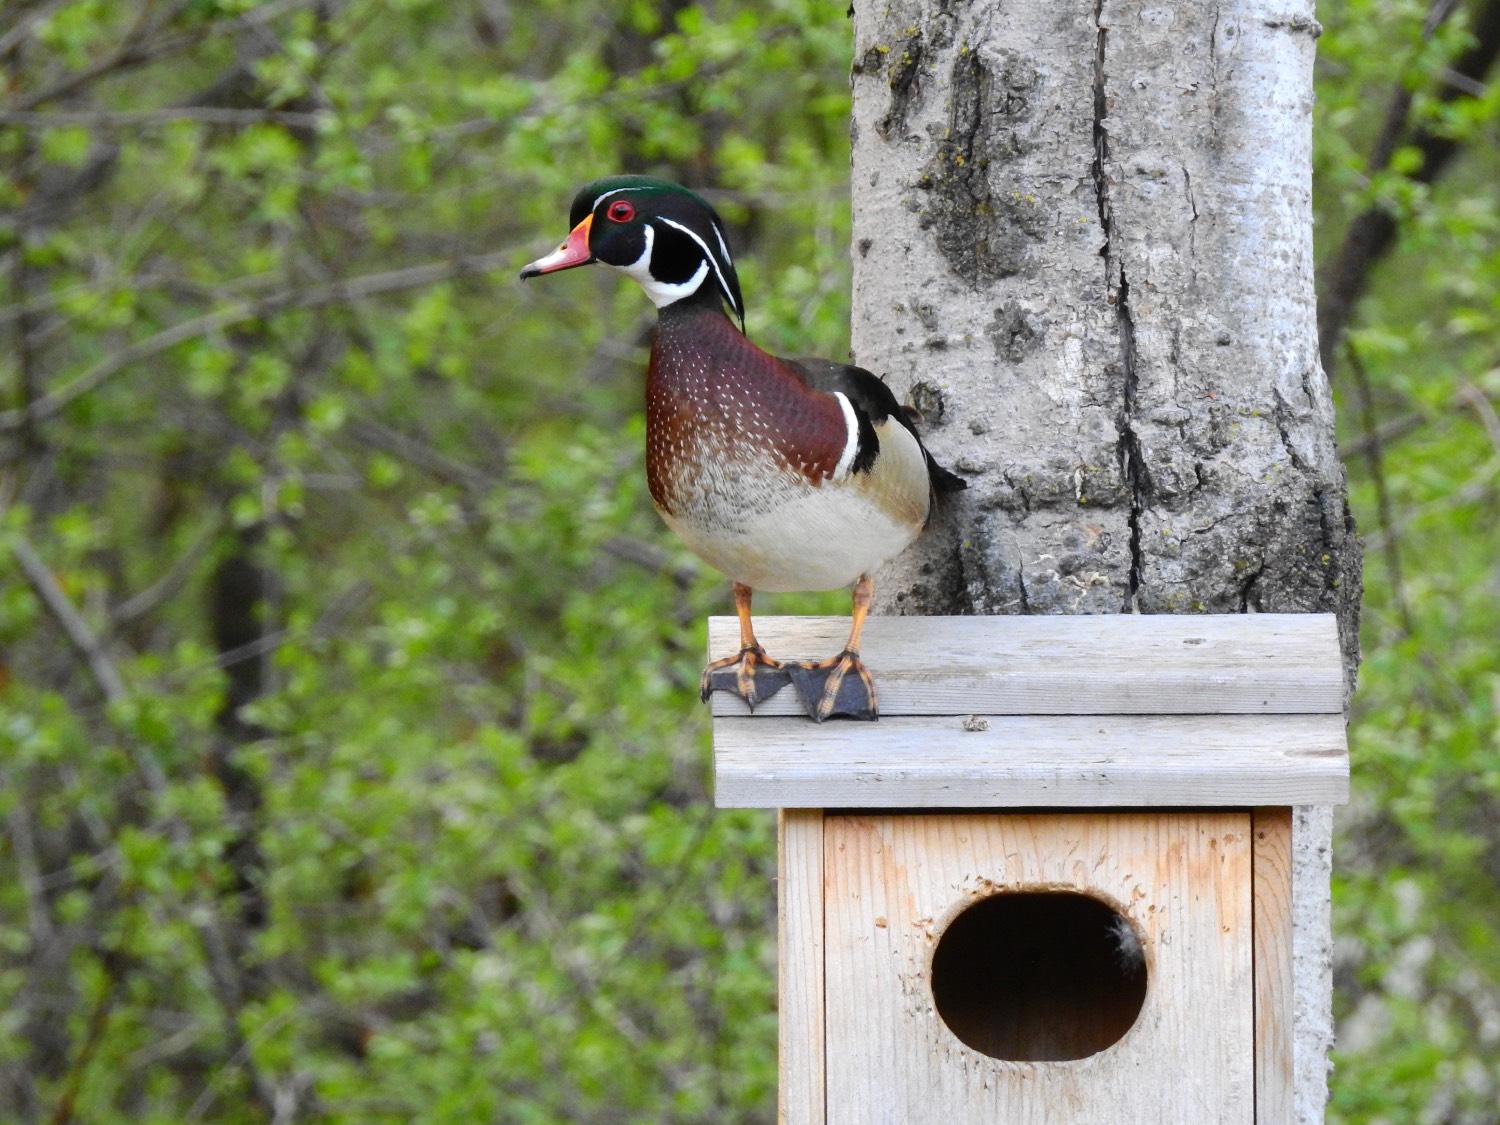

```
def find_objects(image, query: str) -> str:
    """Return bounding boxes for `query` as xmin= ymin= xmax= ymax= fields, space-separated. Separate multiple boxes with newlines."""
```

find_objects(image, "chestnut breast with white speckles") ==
xmin=644 ymin=304 xmax=931 ymax=592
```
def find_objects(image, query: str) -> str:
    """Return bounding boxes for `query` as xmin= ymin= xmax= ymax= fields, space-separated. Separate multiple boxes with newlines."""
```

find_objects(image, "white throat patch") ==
xmin=656 ymin=216 xmax=738 ymax=320
xmin=607 ymin=223 xmax=710 ymax=308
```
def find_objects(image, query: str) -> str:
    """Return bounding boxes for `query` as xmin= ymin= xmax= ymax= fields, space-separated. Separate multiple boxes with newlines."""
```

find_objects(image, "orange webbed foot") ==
xmin=699 ymin=644 xmax=794 ymax=711
xmin=787 ymin=650 xmax=879 ymax=723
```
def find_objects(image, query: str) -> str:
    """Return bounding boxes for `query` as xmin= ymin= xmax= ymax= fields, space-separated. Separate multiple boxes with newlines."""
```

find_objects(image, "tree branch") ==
xmin=10 ymin=530 xmax=283 ymax=1117
xmin=0 ymin=0 xmax=75 ymax=58
xmin=5 ymin=0 xmax=320 ymax=112
xmin=0 ymin=249 xmax=520 ymax=433
xmin=2 ymin=771 xmax=55 ymax=949
xmin=1457 ymin=378 xmax=1500 ymax=451
xmin=345 ymin=416 xmax=700 ymax=590
xmin=1345 ymin=342 xmax=1414 ymax=636
xmin=1318 ymin=0 xmax=1500 ymax=373
xmin=345 ymin=417 xmax=493 ymax=492
xmin=7 ymin=2 xmax=169 ymax=112
xmin=1339 ymin=409 xmax=1426 ymax=458
xmin=0 ymin=107 xmax=327 ymax=128
xmin=111 ymin=517 xmax=222 ymax=626
xmin=11 ymin=535 xmax=129 ymax=707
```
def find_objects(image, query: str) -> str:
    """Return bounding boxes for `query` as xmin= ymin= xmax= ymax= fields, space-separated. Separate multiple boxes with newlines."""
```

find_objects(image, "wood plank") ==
xmin=778 ymin=810 xmax=825 ymax=1125
xmin=1253 ymin=807 xmax=1295 ymax=1124
xmin=708 ymin=613 xmax=1344 ymax=717
xmin=715 ymin=713 xmax=1349 ymax=809
xmin=822 ymin=812 xmax=1255 ymax=1124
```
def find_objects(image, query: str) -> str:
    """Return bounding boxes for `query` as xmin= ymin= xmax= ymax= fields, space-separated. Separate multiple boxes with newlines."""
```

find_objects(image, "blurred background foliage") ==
xmin=0 ymin=0 xmax=1496 ymax=1121
xmin=1317 ymin=1 xmax=1500 ymax=1121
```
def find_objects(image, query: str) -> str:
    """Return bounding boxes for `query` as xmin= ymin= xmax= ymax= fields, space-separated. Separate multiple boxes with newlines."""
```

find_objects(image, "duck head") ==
xmin=520 ymin=175 xmax=745 ymax=330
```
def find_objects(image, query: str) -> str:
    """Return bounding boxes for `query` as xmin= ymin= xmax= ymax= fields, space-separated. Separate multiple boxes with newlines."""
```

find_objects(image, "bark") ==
xmin=851 ymin=1 xmax=1361 ymax=1118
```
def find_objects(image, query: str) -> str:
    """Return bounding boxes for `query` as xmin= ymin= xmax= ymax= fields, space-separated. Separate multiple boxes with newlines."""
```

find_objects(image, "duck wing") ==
xmin=780 ymin=356 xmax=968 ymax=493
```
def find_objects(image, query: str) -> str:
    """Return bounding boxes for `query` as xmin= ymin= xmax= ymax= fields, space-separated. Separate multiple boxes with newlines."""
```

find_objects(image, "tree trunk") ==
xmin=850 ymin=0 xmax=1361 ymax=1119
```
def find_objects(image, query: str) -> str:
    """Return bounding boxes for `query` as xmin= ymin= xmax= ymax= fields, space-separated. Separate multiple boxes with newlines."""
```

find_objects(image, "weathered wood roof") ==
xmin=710 ymin=614 xmax=1349 ymax=808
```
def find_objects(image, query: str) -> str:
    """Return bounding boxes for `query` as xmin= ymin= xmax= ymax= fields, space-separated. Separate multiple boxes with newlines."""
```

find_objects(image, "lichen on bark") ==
xmin=911 ymin=42 xmax=1047 ymax=286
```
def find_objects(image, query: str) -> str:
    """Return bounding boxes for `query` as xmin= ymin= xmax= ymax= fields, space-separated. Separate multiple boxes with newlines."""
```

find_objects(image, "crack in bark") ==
xmin=1001 ymin=468 xmax=1033 ymax=513
xmin=1271 ymin=388 xmax=1310 ymax=471
xmin=1093 ymin=2 xmax=1147 ymax=611
xmin=875 ymin=27 xmax=925 ymax=139
xmin=1115 ymin=279 xmax=1146 ymax=612
xmin=1207 ymin=5 xmax=1222 ymax=146
xmin=918 ymin=40 xmax=1042 ymax=285
xmin=1189 ymin=509 xmax=1237 ymax=536
xmin=1091 ymin=6 xmax=1112 ymax=250
xmin=1310 ymin=485 xmax=1343 ymax=598
xmin=1237 ymin=558 xmax=1265 ymax=612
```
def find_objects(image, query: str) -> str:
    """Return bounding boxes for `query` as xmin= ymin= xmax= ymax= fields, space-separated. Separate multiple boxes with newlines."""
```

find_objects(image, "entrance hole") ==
xmin=930 ymin=891 xmax=1147 ymax=1061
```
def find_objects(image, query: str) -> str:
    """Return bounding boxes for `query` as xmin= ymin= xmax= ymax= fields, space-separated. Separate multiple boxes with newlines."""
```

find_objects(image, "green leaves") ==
xmin=1319 ymin=1 xmax=1500 ymax=1117
xmin=1 ymin=2 xmax=859 ymax=1117
xmin=9 ymin=0 xmax=1494 ymax=1119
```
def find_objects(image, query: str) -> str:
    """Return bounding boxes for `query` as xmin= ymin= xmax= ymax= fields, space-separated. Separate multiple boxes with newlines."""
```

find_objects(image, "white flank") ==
xmin=660 ymin=483 xmax=916 ymax=593
xmin=830 ymin=392 xmax=862 ymax=480
xmin=656 ymin=418 xmax=930 ymax=594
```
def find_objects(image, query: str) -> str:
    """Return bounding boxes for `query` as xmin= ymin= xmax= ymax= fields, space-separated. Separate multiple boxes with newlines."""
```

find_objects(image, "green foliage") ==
xmin=1 ymin=1 xmax=848 ymax=1120
xmin=3 ymin=0 xmax=1499 ymax=1119
xmin=1318 ymin=1 xmax=1500 ymax=1119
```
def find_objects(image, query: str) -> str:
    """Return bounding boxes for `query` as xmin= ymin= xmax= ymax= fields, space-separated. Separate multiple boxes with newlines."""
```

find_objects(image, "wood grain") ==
xmin=715 ymin=713 xmax=1349 ymax=809
xmin=778 ymin=810 xmax=826 ymax=1125
xmin=708 ymin=614 xmax=1345 ymax=718
xmin=822 ymin=812 xmax=1255 ymax=1124
xmin=1253 ymin=807 xmax=1294 ymax=1123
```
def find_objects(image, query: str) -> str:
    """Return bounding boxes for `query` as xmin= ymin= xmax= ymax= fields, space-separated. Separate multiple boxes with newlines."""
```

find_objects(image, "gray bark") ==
xmin=851 ymin=1 xmax=1361 ymax=1119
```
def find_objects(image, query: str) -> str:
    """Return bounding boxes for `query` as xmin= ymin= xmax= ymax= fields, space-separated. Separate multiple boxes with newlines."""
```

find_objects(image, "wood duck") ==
xmin=520 ymin=176 xmax=964 ymax=721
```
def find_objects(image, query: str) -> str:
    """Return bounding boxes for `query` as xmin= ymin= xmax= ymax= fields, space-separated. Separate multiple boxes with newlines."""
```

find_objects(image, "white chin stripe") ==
xmin=831 ymin=392 xmax=861 ymax=480
xmin=656 ymin=216 xmax=740 ymax=321
xmin=608 ymin=222 xmax=711 ymax=308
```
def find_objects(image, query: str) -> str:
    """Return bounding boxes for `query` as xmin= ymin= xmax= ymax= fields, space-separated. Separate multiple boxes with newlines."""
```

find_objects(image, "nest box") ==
xmin=709 ymin=614 xmax=1349 ymax=1125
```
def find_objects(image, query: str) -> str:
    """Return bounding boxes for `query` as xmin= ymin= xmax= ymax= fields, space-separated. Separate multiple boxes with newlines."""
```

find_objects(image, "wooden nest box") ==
xmin=709 ymin=613 xmax=1349 ymax=1124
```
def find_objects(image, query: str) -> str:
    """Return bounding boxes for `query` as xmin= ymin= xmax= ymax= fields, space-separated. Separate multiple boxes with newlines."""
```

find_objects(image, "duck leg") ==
xmin=699 ymin=582 xmax=794 ymax=710
xmin=788 ymin=573 xmax=879 ymax=723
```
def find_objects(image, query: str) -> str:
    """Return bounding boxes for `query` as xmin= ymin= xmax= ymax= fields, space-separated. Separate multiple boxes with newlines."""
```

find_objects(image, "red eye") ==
xmin=606 ymin=200 xmax=636 ymax=223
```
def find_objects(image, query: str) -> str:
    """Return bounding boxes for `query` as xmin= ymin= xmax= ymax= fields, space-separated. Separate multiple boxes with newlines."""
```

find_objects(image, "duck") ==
xmin=520 ymin=175 xmax=964 ymax=722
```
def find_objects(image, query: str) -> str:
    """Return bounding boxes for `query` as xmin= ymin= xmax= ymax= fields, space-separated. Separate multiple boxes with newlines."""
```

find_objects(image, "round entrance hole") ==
xmin=930 ymin=891 xmax=1147 ymax=1061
